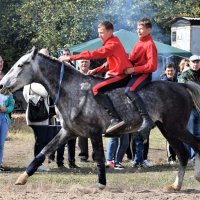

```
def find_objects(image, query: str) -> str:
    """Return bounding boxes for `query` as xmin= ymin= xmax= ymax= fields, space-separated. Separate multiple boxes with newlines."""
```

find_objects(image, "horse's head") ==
xmin=0 ymin=47 xmax=38 ymax=95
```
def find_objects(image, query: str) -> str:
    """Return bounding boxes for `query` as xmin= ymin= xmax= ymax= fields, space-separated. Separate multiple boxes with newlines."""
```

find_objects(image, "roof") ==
xmin=69 ymin=29 xmax=191 ymax=57
xmin=170 ymin=17 xmax=200 ymax=25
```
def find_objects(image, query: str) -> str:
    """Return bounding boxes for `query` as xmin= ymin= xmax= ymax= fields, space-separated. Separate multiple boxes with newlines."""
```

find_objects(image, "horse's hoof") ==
xmin=15 ymin=173 xmax=28 ymax=185
xmin=163 ymin=184 xmax=181 ymax=192
xmin=96 ymin=183 xmax=106 ymax=190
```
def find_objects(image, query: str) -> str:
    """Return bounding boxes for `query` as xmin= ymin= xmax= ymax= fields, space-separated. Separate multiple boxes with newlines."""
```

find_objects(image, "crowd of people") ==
xmin=1 ymin=17 xmax=200 ymax=172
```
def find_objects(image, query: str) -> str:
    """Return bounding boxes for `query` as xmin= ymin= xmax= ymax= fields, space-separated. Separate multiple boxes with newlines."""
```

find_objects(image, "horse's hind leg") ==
xmin=90 ymin=133 xmax=106 ymax=189
xmin=164 ymin=137 xmax=189 ymax=191
xmin=156 ymin=122 xmax=189 ymax=191
xmin=15 ymin=128 xmax=73 ymax=185
xmin=170 ymin=129 xmax=200 ymax=184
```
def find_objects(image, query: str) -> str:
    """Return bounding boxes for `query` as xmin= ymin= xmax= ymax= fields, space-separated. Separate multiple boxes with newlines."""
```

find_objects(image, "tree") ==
xmin=0 ymin=0 xmax=25 ymax=71
xmin=2 ymin=0 xmax=200 ymax=71
xmin=15 ymin=0 xmax=105 ymax=54
xmin=150 ymin=0 xmax=200 ymax=34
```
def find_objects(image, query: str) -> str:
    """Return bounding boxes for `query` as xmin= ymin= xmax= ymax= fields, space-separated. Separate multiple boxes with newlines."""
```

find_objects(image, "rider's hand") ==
xmin=87 ymin=69 xmax=96 ymax=75
xmin=58 ymin=55 xmax=70 ymax=62
xmin=124 ymin=67 xmax=134 ymax=74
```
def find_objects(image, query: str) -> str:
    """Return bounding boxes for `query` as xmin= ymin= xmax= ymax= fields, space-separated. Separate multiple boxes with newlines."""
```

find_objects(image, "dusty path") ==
xmin=1 ymin=185 xmax=200 ymax=200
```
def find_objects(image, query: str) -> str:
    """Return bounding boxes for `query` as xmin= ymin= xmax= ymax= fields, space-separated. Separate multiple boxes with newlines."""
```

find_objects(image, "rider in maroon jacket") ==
xmin=59 ymin=21 xmax=132 ymax=134
xmin=125 ymin=18 xmax=158 ymax=133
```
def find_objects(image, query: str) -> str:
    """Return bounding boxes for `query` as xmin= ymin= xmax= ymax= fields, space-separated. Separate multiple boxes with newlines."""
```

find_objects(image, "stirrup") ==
xmin=106 ymin=119 xmax=125 ymax=133
xmin=137 ymin=119 xmax=154 ymax=132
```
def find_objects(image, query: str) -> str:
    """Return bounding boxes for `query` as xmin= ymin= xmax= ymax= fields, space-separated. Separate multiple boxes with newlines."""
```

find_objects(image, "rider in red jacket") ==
xmin=59 ymin=21 xmax=132 ymax=134
xmin=124 ymin=18 xmax=158 ymax=133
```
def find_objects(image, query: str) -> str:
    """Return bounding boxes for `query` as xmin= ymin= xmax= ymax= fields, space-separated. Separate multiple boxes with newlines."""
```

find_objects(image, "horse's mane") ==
xmin=37 ymin=52 xmax=104 ymax=82
xmin=37 ymin=52 xmax=71 ymax=67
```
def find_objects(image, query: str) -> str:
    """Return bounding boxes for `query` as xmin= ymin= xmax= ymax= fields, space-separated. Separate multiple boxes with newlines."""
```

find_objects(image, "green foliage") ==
xmin=0 ymin=0 xmax=24 ymax=71
xmin=150 ymin=0 xmax=200 ymax=34
xmin=1 ymin=0 xmax=200 ymax=70
xmin=15 ymin=0 xmax=105 ymax=54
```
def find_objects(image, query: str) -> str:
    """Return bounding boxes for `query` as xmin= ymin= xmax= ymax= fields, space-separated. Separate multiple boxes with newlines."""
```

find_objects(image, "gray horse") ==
xmin=1 ymin=47 xmax=200 ymax=191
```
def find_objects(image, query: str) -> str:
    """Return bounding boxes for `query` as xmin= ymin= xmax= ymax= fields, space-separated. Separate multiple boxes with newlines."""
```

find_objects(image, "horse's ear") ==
xmin=31 ymin=46 xmax=38 ymax=60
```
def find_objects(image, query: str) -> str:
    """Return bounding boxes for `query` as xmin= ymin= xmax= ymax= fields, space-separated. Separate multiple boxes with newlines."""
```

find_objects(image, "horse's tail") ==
xmin=182 ymin=81 xmax=200 ymax=112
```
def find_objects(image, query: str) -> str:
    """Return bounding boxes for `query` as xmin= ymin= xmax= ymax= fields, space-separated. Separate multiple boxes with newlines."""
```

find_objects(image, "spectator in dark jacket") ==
xmin=160 ymin=63 xmax=178 ymax=165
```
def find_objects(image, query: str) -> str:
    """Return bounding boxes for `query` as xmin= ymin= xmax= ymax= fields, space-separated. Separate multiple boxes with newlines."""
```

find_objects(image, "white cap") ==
xmin=189 ymin=55 xmax=200 ymax=61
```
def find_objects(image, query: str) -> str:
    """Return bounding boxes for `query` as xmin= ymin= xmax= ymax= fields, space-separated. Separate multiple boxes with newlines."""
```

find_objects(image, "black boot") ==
xmin=68 ymin=161 xmax=79 ymax=169
xmin=126 ymin=91 xmax=154 ymax=133
xmin=94 ymin=94 xmax=125 ymax=133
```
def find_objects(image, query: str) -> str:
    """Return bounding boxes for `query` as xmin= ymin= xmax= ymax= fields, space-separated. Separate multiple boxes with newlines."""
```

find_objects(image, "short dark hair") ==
xmin=165 ymin=63 xmax=176 ymax=70
xmin=138 ymin=18 xmax=152 ymax=29
xmin=98 ymin=21 xmax=114 ymax=31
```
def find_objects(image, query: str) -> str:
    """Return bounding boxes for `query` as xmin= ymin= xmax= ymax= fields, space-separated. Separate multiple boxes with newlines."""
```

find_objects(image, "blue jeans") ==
xmin=132 ymin=139 xmax=144 ymax=164
xmin=186 ymin=108 xmax=200 ymax=159
xmin=0 ymin=113 xmax=9 ymax=165
xmin=106 ymin=134 xmax=129 ymax=164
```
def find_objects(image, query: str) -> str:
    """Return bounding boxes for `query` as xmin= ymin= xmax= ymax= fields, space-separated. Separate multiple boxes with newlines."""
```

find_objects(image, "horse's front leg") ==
xmin=90 ymin=133 xmax=106 ymax=189
xmin=15 ymin=128 xmax=73 ymax=185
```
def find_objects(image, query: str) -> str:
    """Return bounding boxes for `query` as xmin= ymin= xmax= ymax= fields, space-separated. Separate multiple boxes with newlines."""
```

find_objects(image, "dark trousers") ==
xmin=67 ymin=138 xmax=76 ymax=163
xmin=30 ymin=125 xmax=53 ymax=157
xmin=47 ymin=125 xmax=65 ymax=166
xmin=126 ymin=134 xmax=132 ymax=159
xmin=48 ymin=126 xmax=77 ymax=165
xmin=78 ymin=136 xmax=89 ymax=160
xmin=166 ymin=141 xmax=176 ymax=161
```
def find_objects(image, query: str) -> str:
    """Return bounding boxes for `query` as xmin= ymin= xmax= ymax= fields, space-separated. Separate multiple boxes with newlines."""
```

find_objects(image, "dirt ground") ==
xmin=1 ymin=184 xmax=200 ymax=200
xmin=1 ymin=114 xmax=200 ymax=200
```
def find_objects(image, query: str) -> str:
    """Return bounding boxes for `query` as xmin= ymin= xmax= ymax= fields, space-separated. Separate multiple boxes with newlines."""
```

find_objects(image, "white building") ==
xmin=170 ymin=17 xmax=200 ymax=55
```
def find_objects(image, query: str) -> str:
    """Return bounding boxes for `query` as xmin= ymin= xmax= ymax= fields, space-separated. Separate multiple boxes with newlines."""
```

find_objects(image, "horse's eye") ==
xmin=18 ymin=61 xmax=29 ymax=68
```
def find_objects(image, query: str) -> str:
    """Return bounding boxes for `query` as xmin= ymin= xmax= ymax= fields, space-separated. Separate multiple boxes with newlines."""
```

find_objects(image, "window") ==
xmin=172 ymin=31 xmax=176 ymax=42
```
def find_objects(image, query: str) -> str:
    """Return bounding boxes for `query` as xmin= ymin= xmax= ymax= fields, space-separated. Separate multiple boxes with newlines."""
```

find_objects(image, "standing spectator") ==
xmin=178 ymin=55 xmax=200 ymax=161
xmin=23 ymin=83 xmax=50 ymax=172
xmin=131 ymin=130 xmax=152 ymax=168
xmin=59 ymin=21 xmax=133 ymax=135
xmin=77 ymin=59 xmax=91 ymax=162
xmin=125 ymin=134 xmax=133 ymax=160
xmin=62 ymin=48 xmax=75 ymax=67
xmin=124 ymin=18 xmax=157 ymax=139
xmin=47 ymin=99 xmax=65 ymax=168
xmin=0 ymin=73 xmax=15 ymax=171
xmin=179 ymin=58 xmax=190 ymax=73
xmin=106 ymin=134 xmax=129 ymax=170
xmin=58 ymin=48 xmax=78 ymax=168
xmin=160 ymin=63 xmax=178 ymax=165
xmin=39 ymin=48 xmax=65 ymax=169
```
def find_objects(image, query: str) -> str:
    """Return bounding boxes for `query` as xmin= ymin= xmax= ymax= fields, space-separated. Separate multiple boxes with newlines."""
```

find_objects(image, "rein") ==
xmin=50 ymin=62 xmax=65 ymax=106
